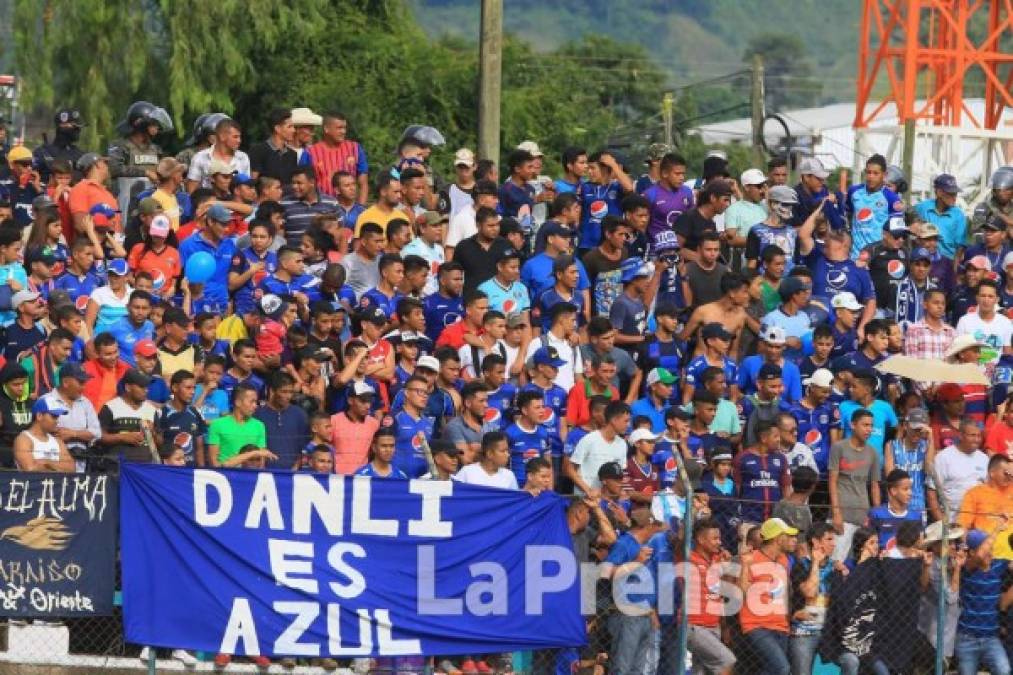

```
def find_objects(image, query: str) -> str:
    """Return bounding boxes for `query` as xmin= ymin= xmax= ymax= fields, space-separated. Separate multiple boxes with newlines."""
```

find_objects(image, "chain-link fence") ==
xmin=0 ymin=478 xmax=1009 ymax=674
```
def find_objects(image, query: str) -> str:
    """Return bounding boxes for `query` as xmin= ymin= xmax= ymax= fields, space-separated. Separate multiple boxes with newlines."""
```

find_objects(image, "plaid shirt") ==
xmin=904 ymin=320 xmax=955 ymax=360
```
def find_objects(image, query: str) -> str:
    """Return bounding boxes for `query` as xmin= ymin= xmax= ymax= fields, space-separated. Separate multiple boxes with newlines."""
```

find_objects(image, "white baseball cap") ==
xmin=760 ymin=324 xmax=787 ymax=345
xmin=629 ymin=429 xmax=660 ymax=444
xmin=417 ymin=355 xmax=440 ymax=372
xmin=831 ymin=291 xmax=863 ymax=311
xmin=803 ymin=368 xmax=834 ymax=389
xmin=740 ymin=168 xmax=767 ymax=186
xmin=517 ymin=140 xmax=544 ymax=157
xmin=453 ymin=148 xmax=476 ymax=168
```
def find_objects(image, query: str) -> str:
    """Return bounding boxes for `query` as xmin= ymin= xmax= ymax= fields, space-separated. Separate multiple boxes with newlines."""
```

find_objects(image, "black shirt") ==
xmin=673 ymin=208 xmax=716 ymax=251
xmin=248 ymin=140 xmax=298 ymax=185
xmin=453 ymin=235 xmax=511 ymax=295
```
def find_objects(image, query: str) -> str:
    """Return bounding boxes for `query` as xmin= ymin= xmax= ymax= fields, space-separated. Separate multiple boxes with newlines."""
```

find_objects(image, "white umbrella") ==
xmin=874 ymin=354 xmax=990 ymax=385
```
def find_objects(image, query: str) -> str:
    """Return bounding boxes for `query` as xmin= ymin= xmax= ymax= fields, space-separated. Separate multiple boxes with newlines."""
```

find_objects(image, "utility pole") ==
xmin=750 ymin=54 xmax=766 ymax=166
xmin=901 ymin=119 xmax=915 ymax=191
xmin=662 ymin=93 xmax=674 ymax=148
xmin=478 ymin=0 xmax=503 ymax=165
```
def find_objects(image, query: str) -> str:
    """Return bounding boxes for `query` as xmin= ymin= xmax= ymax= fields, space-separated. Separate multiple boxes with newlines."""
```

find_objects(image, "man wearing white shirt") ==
xmin=523 ymin=302 xmax=584 ymax=391
xmin=401 ymin=211 xmax=446 ymax=297
xmin=445 ymin=180 xmax=499 ymax=260
xmin=566 ymin=401 xmax=631 ymax=496
xmin=186 ymin=119 xmax=251 ymax=191
xmin=454 ymin=431 xmax=518 ymax=490
xmin=955 ymin=279 xmax=1012 ymax=375
xmin=927 ymin=419 xmax=989 ymax=522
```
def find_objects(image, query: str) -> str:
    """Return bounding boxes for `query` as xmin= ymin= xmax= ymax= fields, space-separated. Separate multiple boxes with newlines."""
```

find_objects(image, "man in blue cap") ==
xmin=893 ymin=246 xmax=938 ymax=328
xmin=178 ymin=202 xmax=237 ymax=308
xmin=914 ymin=173 xmax=967 ymax=260
xmin=610 ymin=257 xmax=654 ymax=353
xmin=13 ymin=397 xmax=74 ymax=472
xmin=953 ymin=527 xmax=1012 ymax=675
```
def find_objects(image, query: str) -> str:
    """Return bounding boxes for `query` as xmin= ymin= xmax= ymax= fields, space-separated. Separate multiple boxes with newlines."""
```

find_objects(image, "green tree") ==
xmin=742 ymin=32 xmax=822 ymax=112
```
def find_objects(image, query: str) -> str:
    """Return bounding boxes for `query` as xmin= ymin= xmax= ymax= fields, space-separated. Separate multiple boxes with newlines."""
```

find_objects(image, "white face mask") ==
xmin=772 ymin=201 xmax=794 ymax=220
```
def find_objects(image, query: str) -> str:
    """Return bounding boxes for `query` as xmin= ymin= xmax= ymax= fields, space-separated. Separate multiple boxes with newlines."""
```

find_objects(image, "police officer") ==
xmin=107 ymin=101 xmax=170 ymax=182
xmin=176 ymin=112 xmax=230 ymax=168
xmin=33 ymin=108 xmax=86 ymax=181
xmin=972 ymin=166 xmax=1013 ymax=233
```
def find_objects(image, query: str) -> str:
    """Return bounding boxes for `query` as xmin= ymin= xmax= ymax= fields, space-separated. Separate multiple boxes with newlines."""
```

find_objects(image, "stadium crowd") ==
xmin=0 ymin=103 xmax=1011 ymax=674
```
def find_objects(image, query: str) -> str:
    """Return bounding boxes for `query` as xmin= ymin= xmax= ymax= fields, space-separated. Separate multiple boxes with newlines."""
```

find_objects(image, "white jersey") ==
xmin=20 ymin=431 xmax=61 ymax=467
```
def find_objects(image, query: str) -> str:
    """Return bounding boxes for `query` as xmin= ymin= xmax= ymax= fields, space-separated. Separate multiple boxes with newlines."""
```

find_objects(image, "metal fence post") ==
xmin=147 ymin=648 xmax=156 ymax=675
xmin=931 ymin=463 xmax=949 ymax=675
xmin=675 ymin=459 xmax=694 ymax=674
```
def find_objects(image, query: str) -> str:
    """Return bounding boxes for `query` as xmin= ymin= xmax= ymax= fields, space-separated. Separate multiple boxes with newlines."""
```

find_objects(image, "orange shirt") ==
xmin=687 ymin=550 xmax=724 ymax=628
xmin=739 ymin=549 xmax=790 ymax=635
xmin=127 ymin=243 xmax=182 ymax=292
xmin=958 ymin=482 xmax=1013 ymax=559
xmin=67 ymin=179 xmax=121 ymax=232
xmin=331 ymin=412 xmax=380 ymax=475
xmin=82 ymin=358 xmax=130 ymax=412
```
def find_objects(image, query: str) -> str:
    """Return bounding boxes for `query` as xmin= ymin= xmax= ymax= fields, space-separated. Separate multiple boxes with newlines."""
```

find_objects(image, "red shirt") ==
xmin=434 ymin=320 xmax=483 ymax=350
xmin=307 ymin=140 xmax=365 ymax=195
xmin=565 ymin=380 xmax=618 ymax=427
xmin=931 ymin=416 xmax=961 ymax=449
xmin=624 ymin=456 xmax=658 ymax=497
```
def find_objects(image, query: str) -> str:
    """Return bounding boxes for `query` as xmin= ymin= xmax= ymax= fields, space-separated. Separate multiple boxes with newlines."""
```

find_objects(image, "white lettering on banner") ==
xmin=247 ymin=473 xmax=284 ymax=530
xmin=465 ymin=562 xmax=508 ymax=615
xmin=220 ymin=597 xmax=260 ymax=656
xmin=273 ymin=601 xmax=321 ymax=656
xmin=292 ymin=474 xmax=344 ymax=535
xmin=269 ymin=540 xmax=318 ymax=594
xmin=417 ymin=545 xmax=464 ymax=615
xmin=0 ymin=475 xmax=108 ymax=521
xmin=27 ymin=588 xmax=94 ymax=613
xmin=375 ymin=608 xmax=422 ymax=655
xmin=350 ymin=477 xmax=398 ymax=536
xmin=524 ymin=546 xmax=577 ymax=615
xmin=407 ymin=480 xmax=452 ymax=538
xmin=191 ymin=472 xmax=457 ymax=539
xmin=195 ymin=470 xmax=232 ymax=527
xmin=326 ymin=543 xmax=367 ymax=599
xmin=327 ymin=605 xmax=372 ymax=655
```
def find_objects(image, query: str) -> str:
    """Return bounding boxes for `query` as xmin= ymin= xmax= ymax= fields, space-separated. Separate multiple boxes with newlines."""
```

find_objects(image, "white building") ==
xmin=692 ymin=99 xmax=1013 ymax=205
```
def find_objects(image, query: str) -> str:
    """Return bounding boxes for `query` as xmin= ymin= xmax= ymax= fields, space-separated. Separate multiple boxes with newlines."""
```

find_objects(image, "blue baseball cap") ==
xmin=965 ymin=529 xmax=988 ymax=552
xmin=32 ymin=397 xmax=68 ymax=417
xmin=620 ymin=258 xmax=652 ymax=283
xmin=532 ymin=346 xmax=566 ymax=368
xmin=89 ymin=203 xmax=119 ymax=218
xmin=232 ymin=172 xmax=256 ymax=187
xmin=206 ymin=203 xmax=232 ymax=223
xmin=107 ymin=258 xmax=130 ymax=276
xmin=59 ymin=362 xmax=93 ymax=382
xmin=933 ymin=173 xmax=960 ymax=194
xmin=911 ymin=247 xmax=932 ymax=263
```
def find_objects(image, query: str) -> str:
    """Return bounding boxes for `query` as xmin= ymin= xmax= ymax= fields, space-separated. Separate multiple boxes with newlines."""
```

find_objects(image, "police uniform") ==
xmin=33 ymin=140 xmax=85 ymax=182
xmin=972 ymin=196 xmax=1013 ymax=232
xmin=107 ymin=137 xmax=161 ymax=179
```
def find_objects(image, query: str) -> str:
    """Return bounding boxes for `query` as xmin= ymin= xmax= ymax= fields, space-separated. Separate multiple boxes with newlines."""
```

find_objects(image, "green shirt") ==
xmin=208 ymin=414 xmax=266 ymax=463
xmin=723 ymin=199 xmax=768 ymax=237
xmin=761 ymin=280 xmax=781 ymax=313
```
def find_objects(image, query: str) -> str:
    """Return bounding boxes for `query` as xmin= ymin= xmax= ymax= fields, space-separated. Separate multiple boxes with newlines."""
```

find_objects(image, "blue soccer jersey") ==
xmin=520 ymin=382 xmax=567 ymax=456
xmin=384 ymin=409 xmax=435 ymax=479
xmin=504 ymin=421 xmax=549 ymax=485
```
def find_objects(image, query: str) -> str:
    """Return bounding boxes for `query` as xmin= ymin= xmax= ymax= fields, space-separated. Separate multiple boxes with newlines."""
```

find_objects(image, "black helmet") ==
xmin=184 ymin=113 xmax=211 ymax=146
xmin=54 ymin=108 xmax=84 ymax=127
xmin=117 ymin=101 xmax=173 ymax=136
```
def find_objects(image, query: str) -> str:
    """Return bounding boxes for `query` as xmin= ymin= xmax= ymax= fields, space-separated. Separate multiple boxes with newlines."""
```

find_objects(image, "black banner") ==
xmin=0 ymin=473 xmax=117 ymax=617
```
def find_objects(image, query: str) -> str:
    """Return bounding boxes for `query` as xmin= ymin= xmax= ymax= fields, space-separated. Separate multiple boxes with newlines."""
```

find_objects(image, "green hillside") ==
xmin=410 ymin=0 xmax=861 ymax=106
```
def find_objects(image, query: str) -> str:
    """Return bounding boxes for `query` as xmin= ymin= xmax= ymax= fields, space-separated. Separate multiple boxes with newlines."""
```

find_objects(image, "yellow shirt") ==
xmin=355 ymin=205 xmax=412 ymax=238
xmin=216 ymin=315 xmax=249 ymax=344
xmin=152 ymin=188 xmax=182 ymax=231
xmin=957 ymin=483 xmax=1013 ymax=559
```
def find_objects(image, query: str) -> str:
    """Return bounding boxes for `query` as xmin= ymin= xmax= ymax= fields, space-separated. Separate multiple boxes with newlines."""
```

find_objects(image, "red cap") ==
xmin=134 ymin=339 xmax=158 ymax=358
xmin=936 ymin=383 xmax=963 ymax=402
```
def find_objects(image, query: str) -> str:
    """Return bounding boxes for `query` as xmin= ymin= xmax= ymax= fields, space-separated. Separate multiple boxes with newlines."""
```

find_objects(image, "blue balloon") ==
xmin=184 ymin=251 xmax=216 ymax=284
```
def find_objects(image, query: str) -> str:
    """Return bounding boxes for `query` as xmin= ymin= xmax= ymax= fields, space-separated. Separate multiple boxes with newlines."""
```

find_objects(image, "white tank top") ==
xmin=26 ymin=431 xmax=61 ymax=464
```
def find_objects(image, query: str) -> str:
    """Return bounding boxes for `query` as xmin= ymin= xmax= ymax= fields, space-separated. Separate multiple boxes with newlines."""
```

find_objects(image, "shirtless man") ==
xmin=679 ymin=271 xmax=750 ymax=356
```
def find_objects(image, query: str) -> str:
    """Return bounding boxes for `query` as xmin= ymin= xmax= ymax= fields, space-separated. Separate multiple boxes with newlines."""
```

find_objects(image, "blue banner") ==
xmin=0 ymin=473 xmax=117 ymax=617
xmin=120 ymin=465 xmax=585 ymax=657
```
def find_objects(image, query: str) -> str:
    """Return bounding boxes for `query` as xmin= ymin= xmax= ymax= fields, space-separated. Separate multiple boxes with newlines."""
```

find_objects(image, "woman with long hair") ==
xmin=26 ymin=207 xmax=69 ymax=265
